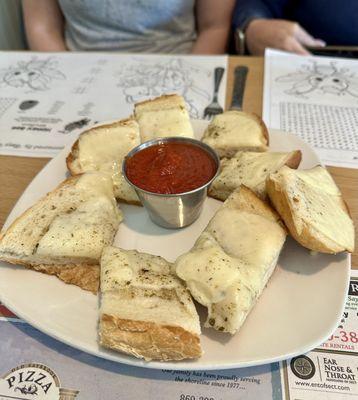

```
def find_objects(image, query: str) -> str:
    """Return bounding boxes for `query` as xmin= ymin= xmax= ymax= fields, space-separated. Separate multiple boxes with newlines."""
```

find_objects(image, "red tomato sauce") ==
xmin=125 ymin=142 xmax=217 ymax=194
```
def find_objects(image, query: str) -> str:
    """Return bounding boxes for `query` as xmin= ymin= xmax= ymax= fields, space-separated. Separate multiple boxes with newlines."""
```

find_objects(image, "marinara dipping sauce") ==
xmin=125 ymin=141 xmax=217 ymax=194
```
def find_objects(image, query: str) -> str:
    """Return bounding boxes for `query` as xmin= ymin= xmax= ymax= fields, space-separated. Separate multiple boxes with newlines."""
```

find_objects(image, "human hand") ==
xmin=245 ymin=19 xmax=325 ymax=55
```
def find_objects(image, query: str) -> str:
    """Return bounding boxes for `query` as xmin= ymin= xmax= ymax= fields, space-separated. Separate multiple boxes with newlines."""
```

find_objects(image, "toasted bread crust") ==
xmin=0 ymin=256 xmax=99 ymax=293
xmin=66 ymin=139 xmax=80 ymax=175
xmin=266 ymin=176 xmax=354 ymax=253
xmin=117 ymin=198 xmax=142 ymax=206
xmin=99 ymin=314 xmax=202 ymax=361
xmin=134 ymin=93 xmax=182 ymax=110
xmin=208 ymin=190 xmax=226 ymax=202
xmin=285 ymin=150 xmax=302 ymax=169
xmin=249 ymin=112 xmax=270 ymax=147
xmin=32 ymin=263 xmax=99 ymax=293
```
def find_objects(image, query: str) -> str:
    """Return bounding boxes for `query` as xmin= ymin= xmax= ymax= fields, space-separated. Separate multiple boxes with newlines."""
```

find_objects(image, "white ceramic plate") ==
xmin=0 ymin=120 xmax=350 ymax=370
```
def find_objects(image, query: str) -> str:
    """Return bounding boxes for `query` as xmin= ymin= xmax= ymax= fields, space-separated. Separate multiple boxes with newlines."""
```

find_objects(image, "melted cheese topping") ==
xmin=0 ymin=172 xmax=121 ymax=259
xmin=213 ymin=151 xmax=295 ymax=199
xmin=75 ymin=121 xmax=140 ymax=202
xmin=36 ymin=195 xmax=122 ymax=260
xmin=277 ymin=166 xmax=354 ymax=250
xmin=175 ymin=204 xmax=286 ymax=333
xmin=75 ymin=172 xmax=117 ymax=200
xmin=202 ymin=111 xmax=268 ymax=154
xmin=98 ymin=161 xmax=139 ymax=202
xmin=209 ymin=276 xmax=260 ymax=333
xmin=176 ymin=234 xmax=241 ymax=306
xmin=208 ymin=208 xmax=285 ymax=267
xmin=101 ymin=248 xmax=172 ymax=292
xmin=136 ymin=108 xmax=194 ymax=142
xmin=78 ymin=121 xmax=140 ymax=170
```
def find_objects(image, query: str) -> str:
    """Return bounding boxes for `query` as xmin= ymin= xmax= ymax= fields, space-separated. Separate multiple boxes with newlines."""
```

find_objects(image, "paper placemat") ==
xmin=263 ymin=49 xmax=358 ymax=168
xmin=0 ymin=52 xmax=227 ymax=158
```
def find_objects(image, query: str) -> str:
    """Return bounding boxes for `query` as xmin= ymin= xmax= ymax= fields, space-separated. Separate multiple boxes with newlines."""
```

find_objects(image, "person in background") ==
xmin=22 ymin=0 xmax=235 ymax=54
xmin=233 ymin=0 xmax=358 ymax=55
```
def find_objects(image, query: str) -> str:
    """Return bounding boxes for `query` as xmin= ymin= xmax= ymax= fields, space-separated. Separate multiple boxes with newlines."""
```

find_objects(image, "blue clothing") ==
xmin=58 ymin=0 xmax=196 ymax=53
xmin=233 ymin=0 xmax=358 ymax=46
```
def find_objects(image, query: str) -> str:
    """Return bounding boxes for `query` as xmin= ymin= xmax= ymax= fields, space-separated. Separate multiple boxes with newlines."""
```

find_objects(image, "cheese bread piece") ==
xmin=66 ymin=118 xmax=140 ymax=205
xmin=267 ymin=166 xmax=355 ymax=253
xmin=209 ymin=150 xmax=301 ymax=201
xmin=201 ymin=110 xmax=269 ymax=158
xmin=99 ymin=246 xmax=202 ymax=361
xmin=0 ymin=172 xmax=123 ymax=292
xmin=175 ymin=186 xmax=286 ymax=334
xmin=134 ymin=94 xmax=194 ymax=142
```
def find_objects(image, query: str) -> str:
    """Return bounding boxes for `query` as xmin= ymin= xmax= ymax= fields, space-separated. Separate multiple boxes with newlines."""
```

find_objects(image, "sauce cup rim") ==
xmin=122 ymin=136 xmax=220 ymax=198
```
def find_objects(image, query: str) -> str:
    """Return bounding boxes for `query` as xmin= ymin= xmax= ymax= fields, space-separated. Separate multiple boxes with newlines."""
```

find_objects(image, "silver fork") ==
xmin=203 ymin=67 xmax=225 ymax=119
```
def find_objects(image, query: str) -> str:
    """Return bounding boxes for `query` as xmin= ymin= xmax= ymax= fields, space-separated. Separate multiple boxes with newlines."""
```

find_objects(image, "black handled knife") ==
xmin=230 ymin=66 xmax=248 ymax=111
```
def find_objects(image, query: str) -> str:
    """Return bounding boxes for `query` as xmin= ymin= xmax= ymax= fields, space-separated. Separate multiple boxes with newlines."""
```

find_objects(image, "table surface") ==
xmin=0 ymin=56 xmax=357 ymax=268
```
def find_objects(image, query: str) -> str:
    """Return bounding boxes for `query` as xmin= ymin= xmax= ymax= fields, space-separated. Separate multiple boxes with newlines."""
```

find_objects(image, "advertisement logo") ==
xmin=0 ymin=363 xmax=79 ymax=400
xmin=290 ymin=355 xmax=316 ymax=380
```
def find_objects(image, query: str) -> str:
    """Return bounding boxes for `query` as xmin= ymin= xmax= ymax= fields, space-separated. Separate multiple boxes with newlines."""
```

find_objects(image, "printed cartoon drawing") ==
xmin=19 ymin=99 xmax=39 ymax=111
xmin=116 ymin=58 xmax=211 ymax=118
xmin=0 ymin=57 xmax=66 ymax=91
xmin=276 ymin=61 xmax=358 ymax=98
xmin=64 ymin=118 xmax=91 ymax=132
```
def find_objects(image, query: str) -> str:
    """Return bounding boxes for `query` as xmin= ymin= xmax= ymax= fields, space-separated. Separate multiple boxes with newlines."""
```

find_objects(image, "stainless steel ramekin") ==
xmin=122 ymin=137 xmax=219 ymax=229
